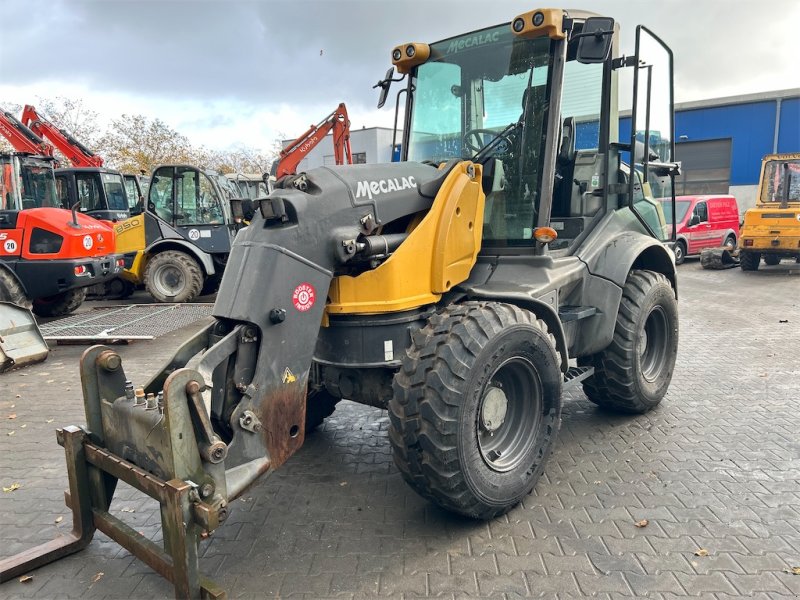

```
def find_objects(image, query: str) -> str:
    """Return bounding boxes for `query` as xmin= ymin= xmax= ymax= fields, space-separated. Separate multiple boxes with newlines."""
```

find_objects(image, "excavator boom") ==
xmin=0 ymin=110 xmax=54 ymax=157
xmin=21 ymin=105 xmax=104 ymax=168
xmin=274 ymin=102 xmax=352 ymax=178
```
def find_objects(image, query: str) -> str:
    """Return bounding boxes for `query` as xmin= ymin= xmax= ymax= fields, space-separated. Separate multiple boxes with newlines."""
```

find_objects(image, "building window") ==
xmin=353 ymin=152 xmax=367 ymax=164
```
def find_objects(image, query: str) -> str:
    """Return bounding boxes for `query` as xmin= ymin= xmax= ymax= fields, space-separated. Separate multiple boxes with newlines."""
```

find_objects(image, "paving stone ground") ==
xmin=1 ymin=260 xmax=799 ymax=599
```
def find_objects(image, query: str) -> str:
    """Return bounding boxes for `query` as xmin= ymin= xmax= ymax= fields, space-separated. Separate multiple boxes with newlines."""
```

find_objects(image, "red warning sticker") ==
xmin=292 ymin=282 xmax=316 ymax=312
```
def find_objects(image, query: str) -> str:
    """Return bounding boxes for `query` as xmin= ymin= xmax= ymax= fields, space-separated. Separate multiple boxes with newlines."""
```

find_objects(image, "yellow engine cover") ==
xmin=112 ymin=214 xmax=147 ymax=283
xmin=327 ymin=162 xmax=484 ymax=315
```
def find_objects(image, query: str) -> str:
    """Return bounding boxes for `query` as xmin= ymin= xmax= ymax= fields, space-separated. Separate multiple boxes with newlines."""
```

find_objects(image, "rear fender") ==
xmin=575 ymin=233 xmax=676 ymax=357
xmin=583 ymin=231 xmax=677 ymax=297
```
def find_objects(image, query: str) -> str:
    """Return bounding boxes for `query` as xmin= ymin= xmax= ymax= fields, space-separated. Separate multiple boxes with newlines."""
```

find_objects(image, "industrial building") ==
xmin=628 ymin=87 xmax=799 ymax=212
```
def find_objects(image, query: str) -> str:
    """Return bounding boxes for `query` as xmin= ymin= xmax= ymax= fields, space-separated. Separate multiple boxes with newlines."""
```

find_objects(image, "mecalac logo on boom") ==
xmin=447 ymin=31 xmax=501 ymax=54
xmin=355 ymin=176 xmax=417 ymax=201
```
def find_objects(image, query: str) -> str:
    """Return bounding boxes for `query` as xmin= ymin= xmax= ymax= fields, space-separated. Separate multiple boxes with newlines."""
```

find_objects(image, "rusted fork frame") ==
xmin=0 ymin=426 xmax=225 ymax=599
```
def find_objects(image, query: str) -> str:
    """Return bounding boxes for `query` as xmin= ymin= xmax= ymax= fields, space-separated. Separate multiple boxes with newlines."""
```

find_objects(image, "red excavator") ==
xmin=21 ymin=105 xmax=137 ymax=221
xmin=0 ymin=109 xmax=123 ymax=317
xmin=272 ymin=102 xmax=353 ymax=179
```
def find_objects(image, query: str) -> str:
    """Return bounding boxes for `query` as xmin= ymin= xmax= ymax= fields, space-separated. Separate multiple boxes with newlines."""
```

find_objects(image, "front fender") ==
xmin=145 ymin=239 xmax=216 ymax=276
xmin=461 ymin=290 xmax=569 ymax=373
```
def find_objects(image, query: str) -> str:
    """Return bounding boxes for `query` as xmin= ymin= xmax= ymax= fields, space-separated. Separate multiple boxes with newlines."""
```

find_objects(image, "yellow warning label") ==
xmin=282 ymin=367 xmax=297 ymax=384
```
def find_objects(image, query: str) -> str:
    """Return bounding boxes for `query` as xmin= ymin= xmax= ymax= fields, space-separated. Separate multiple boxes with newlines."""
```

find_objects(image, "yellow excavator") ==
xmin=0 ymin=8 xmax=681 ymax=598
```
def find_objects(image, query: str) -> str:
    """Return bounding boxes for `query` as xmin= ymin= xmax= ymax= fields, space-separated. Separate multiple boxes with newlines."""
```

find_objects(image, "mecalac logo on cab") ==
xmin=355 ymin=176 xmax=417 ymax=201
xmin=447 ymin=31 xmax=500 ymax=54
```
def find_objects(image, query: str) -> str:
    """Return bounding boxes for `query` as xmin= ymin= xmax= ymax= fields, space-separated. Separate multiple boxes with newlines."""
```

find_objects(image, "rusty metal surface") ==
xmin=40 ymin=303 xmax=213 ymax=341
xmin=0 ymin=301 xmax=49 ymax=371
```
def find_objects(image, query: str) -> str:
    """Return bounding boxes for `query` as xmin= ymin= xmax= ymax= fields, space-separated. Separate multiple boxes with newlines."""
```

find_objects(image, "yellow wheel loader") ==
xmin=739 ymin=153 xmax=800 ymax=270
xmin=0 ymin=8 xmax=681 ymax=598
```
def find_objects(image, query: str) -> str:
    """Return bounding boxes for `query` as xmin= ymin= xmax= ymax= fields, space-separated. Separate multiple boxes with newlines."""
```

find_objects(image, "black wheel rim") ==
xmin=640 ymin=306 xmax=669 ymax=382
xmin=477 ymin=357 xmax=543 ymax=473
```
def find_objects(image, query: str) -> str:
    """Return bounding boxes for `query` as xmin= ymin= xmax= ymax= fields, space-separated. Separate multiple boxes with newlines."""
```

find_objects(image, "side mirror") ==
xmin=688 ymin=214 xmax=700 ymax=226
xmin=375 ymin=67 xmax=395 ymax=109
xmin=576 ymin=17 xmax=614 ymax=64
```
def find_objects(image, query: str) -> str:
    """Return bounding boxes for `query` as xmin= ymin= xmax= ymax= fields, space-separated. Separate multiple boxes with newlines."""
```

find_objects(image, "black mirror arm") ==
xmin=570 ymin=28 xmax=614 ymax=41
xmin=649 ymin=160 xmax=682 ymax=177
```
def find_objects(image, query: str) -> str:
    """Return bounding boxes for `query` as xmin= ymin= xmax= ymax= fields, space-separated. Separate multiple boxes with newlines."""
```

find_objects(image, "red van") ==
xmin=662 ymin=195 xmax=740 ymax=264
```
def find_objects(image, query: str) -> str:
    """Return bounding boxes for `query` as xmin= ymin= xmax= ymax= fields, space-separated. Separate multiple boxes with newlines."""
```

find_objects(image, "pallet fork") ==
xmin=0 ymin=343 xmax=229 ymax=599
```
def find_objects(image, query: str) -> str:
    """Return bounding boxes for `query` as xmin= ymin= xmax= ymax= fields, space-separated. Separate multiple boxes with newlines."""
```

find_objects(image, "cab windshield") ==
xmin=406 ymin=25 xmax=552 ymax=246
xmin=19 ymin=158 xmax=59 ymax=209
xmin=761 ymin=158 xmax=800 ymax=203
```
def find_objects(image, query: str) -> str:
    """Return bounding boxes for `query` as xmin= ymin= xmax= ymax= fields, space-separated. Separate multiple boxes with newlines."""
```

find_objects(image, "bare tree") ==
xmin=99 ymin=114 xmax=195 ymax=173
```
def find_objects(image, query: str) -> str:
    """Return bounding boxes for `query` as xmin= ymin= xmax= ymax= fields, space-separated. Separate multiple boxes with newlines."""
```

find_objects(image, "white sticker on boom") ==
xmin=384 ymin=340 xmax=394 ymax=361
xmin=188 ymin=229 xmax=201 ymax=241
xmin=82 ymin=235 xmax=93 ymax=250
xmin=3 ymin=240 xmax=17 ymax=253
xmin=200 ymin=229 xmax=212 ymax=238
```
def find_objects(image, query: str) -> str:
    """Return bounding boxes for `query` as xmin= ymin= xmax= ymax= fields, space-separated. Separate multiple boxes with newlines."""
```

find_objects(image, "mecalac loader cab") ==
xmin=0 ymin=8 xmax=681 ymax=598
xmin=0 ymin=152 xmax=124 ymax=316
xmin=113 ymin=164 xmax=239 ymax=302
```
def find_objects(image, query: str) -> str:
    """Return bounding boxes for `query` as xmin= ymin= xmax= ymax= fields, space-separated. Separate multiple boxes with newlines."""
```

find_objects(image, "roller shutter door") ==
xmin=675 ymin=138 xmax=732 ymax=195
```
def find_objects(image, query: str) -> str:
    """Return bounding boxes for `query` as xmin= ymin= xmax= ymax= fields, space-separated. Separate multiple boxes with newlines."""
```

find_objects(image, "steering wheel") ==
xmin=464 ymin=128 xmax=514 ymax=154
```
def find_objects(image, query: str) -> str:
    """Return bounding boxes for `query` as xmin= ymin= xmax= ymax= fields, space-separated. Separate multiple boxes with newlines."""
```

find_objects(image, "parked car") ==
xmin=661 ymin=195 xmax=740 ymax=264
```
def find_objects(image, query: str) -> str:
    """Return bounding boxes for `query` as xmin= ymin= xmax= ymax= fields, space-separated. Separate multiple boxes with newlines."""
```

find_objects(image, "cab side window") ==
xmin=55 ymin=177 xmax=70 ymax=209
xmin=693 ymin=201 xmax=707 ymax=223
xmin=75 ymin=174 xmax=102 ymax=212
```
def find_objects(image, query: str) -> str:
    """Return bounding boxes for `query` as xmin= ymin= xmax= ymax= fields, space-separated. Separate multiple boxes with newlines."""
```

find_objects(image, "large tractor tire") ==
xmin=305 ymin=387 xmax=340 ymax=434
xmin=389 ymin=302 xmax=562 ymax=519
xmin=144 ymin=251 xmax=204 ymax=303
xmin=739 ymin=251 xmax=760 ymax=271
xmin=763 ymin=253 xmax=781 ymax=266
xmin=32 ymin=288 xmax=87 ymax=317
xmin=0 ymin=269 xmax=33 ymax=311
xmin=579 ymin=270 xmax=678 ymax=414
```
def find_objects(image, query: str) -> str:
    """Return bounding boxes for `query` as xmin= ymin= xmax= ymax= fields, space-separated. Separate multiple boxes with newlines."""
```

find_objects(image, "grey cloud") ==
xmin=0 ymin=0 xmax=797 ymax=116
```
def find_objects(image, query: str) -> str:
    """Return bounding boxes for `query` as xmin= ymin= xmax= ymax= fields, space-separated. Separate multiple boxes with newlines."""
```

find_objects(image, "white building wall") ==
xmin=282 ymin=127 xmax=397 ymax=172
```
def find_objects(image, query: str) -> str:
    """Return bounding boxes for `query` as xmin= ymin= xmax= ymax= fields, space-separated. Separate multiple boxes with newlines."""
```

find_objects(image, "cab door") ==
xmin=684 ymin=200 xmax=709 ymax=253
xmin=170 ymin=167 xmax=232 ymax=254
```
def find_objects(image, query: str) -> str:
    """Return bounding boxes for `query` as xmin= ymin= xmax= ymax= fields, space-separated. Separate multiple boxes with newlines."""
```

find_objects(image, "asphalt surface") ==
xmin=1 ymin=258 xmax=799 ymax=599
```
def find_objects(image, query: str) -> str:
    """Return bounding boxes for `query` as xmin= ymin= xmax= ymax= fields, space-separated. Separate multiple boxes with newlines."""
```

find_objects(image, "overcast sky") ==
xmin=1 ymin=0 xmax=798 ymax=153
